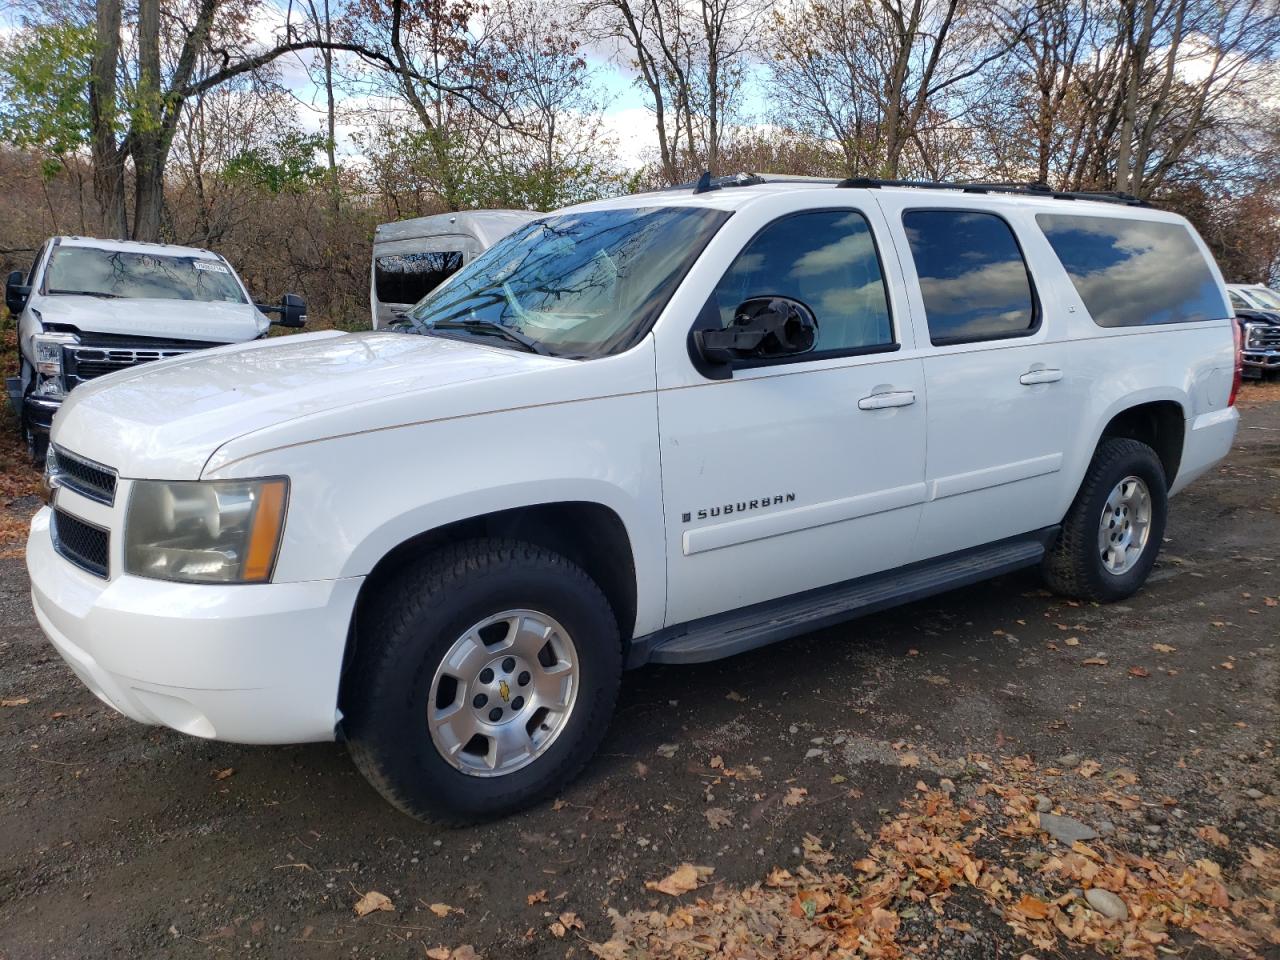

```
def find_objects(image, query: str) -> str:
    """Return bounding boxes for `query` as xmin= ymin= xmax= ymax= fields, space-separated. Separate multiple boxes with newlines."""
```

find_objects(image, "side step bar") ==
xmin=628 ymin=528 xmax=1058 ymax=667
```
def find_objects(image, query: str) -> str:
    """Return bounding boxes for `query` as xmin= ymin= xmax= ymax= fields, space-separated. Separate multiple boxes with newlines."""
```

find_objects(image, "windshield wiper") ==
xmin=47 ymin=289 xmax=119 ymax=298
xmin=429 ymin=319 xmax=551 ymax=356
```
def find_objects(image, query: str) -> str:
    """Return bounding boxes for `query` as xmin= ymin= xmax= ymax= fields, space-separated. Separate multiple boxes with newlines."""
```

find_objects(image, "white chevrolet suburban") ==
xmin=5 ymin=236 xmax=305 ymax=460
xmin=26 ymin=177 xmax=1241 ymax=824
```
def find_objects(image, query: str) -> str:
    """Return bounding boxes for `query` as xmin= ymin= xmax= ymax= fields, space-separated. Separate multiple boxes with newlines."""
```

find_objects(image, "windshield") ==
xmin=1246 ymin=286 xmax=1280 ymax=309
xmin=405 ymin=206 xmax=730 ymax=358
xmin=45 ymin=247 xmax=247 ymax=303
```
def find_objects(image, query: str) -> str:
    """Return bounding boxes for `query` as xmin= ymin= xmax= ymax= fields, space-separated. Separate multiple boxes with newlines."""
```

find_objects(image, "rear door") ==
xmin=877 ymin=195 xmax=1082 ymax=560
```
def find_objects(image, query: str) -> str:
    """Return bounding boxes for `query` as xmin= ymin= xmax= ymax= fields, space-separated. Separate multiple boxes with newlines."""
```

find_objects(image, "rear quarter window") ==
xmin=375 ymin=251 xmax=465 ymax=305
xmin=1036 ymin=214 xmax=1226 ymax=327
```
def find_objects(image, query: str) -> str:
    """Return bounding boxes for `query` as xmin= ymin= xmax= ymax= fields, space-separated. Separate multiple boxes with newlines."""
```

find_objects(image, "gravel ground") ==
xmin=1 ymin=389 xmax=1277 ymax=960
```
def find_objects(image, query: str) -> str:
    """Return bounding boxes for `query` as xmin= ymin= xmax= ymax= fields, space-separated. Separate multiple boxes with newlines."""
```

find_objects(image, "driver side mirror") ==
xmin=6 ymin=270 xmax=31 ymax=317
xmin=259 ymin=293 xmax=307 ymax=328
xmin=694 ymin=296 xmax=818 ymax=366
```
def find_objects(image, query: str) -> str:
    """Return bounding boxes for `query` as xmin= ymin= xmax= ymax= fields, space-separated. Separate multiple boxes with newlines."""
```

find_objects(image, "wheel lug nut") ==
xmin=473 ymin=694 xmax=488 ymax=708
xmin=518 ymin=671 xmax=531 ymax=687
xmin=479 ymin=668 xmax=494 ymax=684
xmin=488 ymin=707 xmax=503 ymax=722
xmin=501 ymin=657 xmax=516 ymax=673
xmin=511 ymin=696 xmax=525 ymax=711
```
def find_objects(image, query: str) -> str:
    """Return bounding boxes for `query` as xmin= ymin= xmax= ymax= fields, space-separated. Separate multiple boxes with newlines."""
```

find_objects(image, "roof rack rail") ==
xmin=668 ymin=171 xmax=844 ymax=194
xmin=835 ymin=177 xmax=1146 ymax=207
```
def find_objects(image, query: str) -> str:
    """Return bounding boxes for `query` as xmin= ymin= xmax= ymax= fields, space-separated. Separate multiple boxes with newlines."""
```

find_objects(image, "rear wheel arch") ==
xmin=1097 ymin=399 xmax=1185 ymax=485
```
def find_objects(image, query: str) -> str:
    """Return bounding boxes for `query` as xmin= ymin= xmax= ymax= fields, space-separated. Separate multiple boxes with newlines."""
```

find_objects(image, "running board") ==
xmin=628 ymin=529 xmax=1057 ymax=667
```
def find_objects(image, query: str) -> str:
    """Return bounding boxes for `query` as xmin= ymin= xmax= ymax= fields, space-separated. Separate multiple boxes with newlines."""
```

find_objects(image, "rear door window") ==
xmin=375 ymin=251 xmax=465 ymax=305
xmin=1036 ymin=214 xmax=1226 ymax=327
xmin=902 ymin=210 xmax=1037 ymax=345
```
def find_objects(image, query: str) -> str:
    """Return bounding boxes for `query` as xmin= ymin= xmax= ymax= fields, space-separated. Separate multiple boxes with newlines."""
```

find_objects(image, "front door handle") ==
xmin=1019 ymin=368 xmax=1063 ymax=385
xmin=858 ymin=390 xmax=916 ymax=410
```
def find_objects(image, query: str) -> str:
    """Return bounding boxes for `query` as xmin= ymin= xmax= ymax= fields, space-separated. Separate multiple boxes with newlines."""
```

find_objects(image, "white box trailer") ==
xmin=370 ymin=210 xmax=539 ymax=329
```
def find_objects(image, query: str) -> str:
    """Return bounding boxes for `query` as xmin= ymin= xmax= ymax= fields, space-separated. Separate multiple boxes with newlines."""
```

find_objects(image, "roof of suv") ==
xmin=576 ymin=175 xmax=1173 ymax=221
xmin=53 ymin=236 xmax=222 ymax=260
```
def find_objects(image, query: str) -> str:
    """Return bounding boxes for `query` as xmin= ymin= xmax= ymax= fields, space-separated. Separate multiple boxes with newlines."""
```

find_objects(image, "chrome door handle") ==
xmin=858 ymin=390 xmax=916 ymax=410
xmin=1019 ymin=368 xmax=1063 ymax=385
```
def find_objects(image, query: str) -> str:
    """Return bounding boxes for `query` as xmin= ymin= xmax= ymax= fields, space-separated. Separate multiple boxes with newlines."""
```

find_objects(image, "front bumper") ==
xmin=1242 ymin=349 xmax=1279 ymax=372
xmin=22 ymin=394 xmax=61 ymax=435
xmin=26 ymin=507 xmax=363 ymax=744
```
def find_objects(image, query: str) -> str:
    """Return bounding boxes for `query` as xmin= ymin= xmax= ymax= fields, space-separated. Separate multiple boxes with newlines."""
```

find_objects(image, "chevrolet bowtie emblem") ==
xmin=498 ymin=680 xmax=511 ymax=703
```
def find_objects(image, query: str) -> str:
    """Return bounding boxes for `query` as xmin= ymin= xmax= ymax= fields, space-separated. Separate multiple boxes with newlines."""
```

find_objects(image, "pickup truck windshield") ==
xmin=405 ymin=206 xmax=730 ymax=358
xmin=44 ymin=247 xmax=247 ymax=303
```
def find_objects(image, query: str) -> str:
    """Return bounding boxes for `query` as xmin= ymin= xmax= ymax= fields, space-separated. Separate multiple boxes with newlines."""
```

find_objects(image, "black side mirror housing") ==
xmin=694 ymin=296 xmax=819 ymax=366
xmin=259 ymin=293 xmax=307 ymax=328
xmin=6 ymin=270 xmax=31 ymax=316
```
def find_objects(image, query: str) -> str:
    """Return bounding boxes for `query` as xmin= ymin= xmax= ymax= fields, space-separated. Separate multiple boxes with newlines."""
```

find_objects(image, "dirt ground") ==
xmin=1 ymin=387 xmax=1278 ymax=960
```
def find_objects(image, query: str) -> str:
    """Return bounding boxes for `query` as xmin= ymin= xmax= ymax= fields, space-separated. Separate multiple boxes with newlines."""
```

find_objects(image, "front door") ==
xmin=657 ymin=205 xmax=929 ymax=628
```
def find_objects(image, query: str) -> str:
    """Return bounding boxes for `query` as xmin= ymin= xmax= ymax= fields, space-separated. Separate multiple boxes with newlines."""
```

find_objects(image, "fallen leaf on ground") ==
xmin=645 ymin=864 xmax=711 ymax=896
xmin=1064 ymin=637 xmax=1080 ymax=647
xmin=428 ymin=903 xmax=455 ymax=917
xmin=656 ymin=743 xmax=679 ymax=758
xmin=802 ymin=833 xmax=834 ymax=866
xmin=527 ymin=889 xmax=547 ymax=906
xmin=783 ymin=786 xmax=808 ymax=806
xmin=212 ymin=768 xmax=234 ymax=780
xmin=549 ymin=911 xmax=583 ymax=938
xmin=704 ymin=807 xmax=733 ymax=830
xmin=0 ymin=697 xmax=30 ymax=707
xmin=1128 ymin=666 xmax=1150 ymax=678
xmin=1198 ymin=825 xmax=1230 ymax=848
xmin=899 ymin=753 xmax=920 ymax=768
xmin=353 ymin=890 xmax=393 ymax=917
xmin=1152 ymin=643 xmax=1176 ymax=653
xmin=1078 ymin=760 xmax=1101 ymax=778
xmin=725 ymin=690 xmax=745 ymax=701
xmin=1014 ymin=894 xmax=1050 ymax=920
xmin=1081 ymin=657 xmax=1109 ymax=666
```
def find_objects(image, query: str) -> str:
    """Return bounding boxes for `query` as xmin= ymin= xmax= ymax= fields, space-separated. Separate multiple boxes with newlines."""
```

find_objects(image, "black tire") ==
xmin=1042 ymin=437 xmax=1168 ymax=602
xmin=344 ymin=539 xmax=622 ymax=825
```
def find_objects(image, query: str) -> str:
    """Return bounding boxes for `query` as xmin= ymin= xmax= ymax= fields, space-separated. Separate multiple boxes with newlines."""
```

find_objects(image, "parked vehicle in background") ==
xmin=5 ymin=236 xmax=306 ymax=461
xmin=1226 ymin=285 xmax=1280 ymax=378
xmin=370 ymin=210 xmax=538 ymax=329
xmin=28 ymin=177 xmax=1239 ymax=825
xmin=1227 ymin=283 xmax=1280 ymax=311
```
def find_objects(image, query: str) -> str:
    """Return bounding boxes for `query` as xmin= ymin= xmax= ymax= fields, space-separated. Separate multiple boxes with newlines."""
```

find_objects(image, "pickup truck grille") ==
xmin=1246 ymin=324 xmax=1280 ymax=349
xmin=52 ymin=508 xmax=110 ymax=579
xmin=61 ymin=334 xmax=226 ymax=388
xmin=48 ymin=446 xmax=117 ymax=506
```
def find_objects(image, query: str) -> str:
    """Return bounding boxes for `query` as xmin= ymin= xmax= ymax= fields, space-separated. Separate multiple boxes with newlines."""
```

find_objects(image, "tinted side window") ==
xmin=903 ymin=210 xmax=1037 ymax=344
xmin=375 ymin=251 xmax=465 ymax=305
xmin=1036 ymin=214 xmax=1225 ymax=327
xmin=712 ymin=210 xmax=893 ymax=356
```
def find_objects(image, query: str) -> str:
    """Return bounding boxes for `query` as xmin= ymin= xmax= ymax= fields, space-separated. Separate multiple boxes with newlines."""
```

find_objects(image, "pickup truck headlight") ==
xmin=125 ymin=478 xmax=288 ymax=584
xmin=33 ymin=332 xmax=77 ymax=377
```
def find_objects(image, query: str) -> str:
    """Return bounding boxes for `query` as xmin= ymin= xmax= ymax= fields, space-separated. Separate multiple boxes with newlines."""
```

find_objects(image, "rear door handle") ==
xmin=1019 ymin=368 xmax=1063 ymax=385
xmin=858 ymin=390 xmax=916 ymax=410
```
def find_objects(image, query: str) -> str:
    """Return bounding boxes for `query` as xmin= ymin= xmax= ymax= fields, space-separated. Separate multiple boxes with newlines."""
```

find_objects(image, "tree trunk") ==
xmin=322 ymin=0 xmax=341 ymax=213
xmin=89 ymin=0 xmax=127 ymax=237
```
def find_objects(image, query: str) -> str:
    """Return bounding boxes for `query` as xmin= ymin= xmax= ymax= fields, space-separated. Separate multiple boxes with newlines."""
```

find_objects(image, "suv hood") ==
xmin=35 ymin=295 xmax=268 ymax=343
xmin=52 ymin=330 xmax=570 ymax=479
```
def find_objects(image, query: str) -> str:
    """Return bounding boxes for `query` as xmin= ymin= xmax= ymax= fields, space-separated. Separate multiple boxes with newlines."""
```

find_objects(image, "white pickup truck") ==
xmin=26 ymin=177 xmax=1240 ymax=824
xmin=5 ymin=236 xmax=305 ymax=460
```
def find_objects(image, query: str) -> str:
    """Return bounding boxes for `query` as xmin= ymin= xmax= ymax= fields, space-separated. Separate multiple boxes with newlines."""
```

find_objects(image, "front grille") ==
xmin=52 ymin=509 xmax=110 ymax=579
xmin=49 ymin=446 xmax=117 ymax=505
xmin=1246 ymin=324 xmax=1280 ymax=349
xmin=60 ymin=334 xmax=226 ymax=388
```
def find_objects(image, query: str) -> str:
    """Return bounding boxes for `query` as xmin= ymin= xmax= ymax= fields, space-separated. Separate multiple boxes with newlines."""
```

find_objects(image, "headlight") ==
xmin=1245 ymin=323 xmax=1265 ymax=347
xmin=33 ymin=332 xmax=77 ymax=377
xmin=125 ymin=478 xmax=288 ymax=584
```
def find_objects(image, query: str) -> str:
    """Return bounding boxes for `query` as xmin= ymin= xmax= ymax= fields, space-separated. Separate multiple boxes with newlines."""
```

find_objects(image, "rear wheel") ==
xmin=1042 ymin=438 xmax=1168 ymax=602
xmin=344 ymin=539 xmax=622 ymax=825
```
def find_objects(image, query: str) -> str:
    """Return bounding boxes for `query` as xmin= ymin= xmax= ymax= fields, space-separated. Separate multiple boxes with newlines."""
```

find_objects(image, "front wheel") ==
xmin=344 ymin=539 xmax=622 ymax=825
xmin=1042 ymin=438 xmax=1168 ymax=602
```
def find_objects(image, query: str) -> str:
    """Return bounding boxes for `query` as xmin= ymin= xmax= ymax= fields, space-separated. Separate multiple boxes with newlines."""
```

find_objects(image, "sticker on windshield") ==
xmin=194 ymin=260 xmax=231 ymax=274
